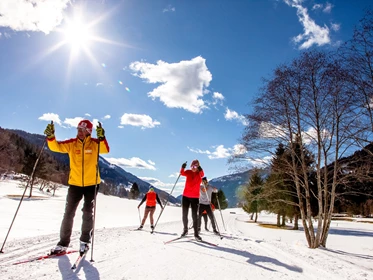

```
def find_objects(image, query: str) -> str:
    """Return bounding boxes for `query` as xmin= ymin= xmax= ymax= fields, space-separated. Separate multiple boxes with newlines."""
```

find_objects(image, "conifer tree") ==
xmin=130 ymin=182 xmax=140 ymax=199
xmin=242 ymin=169 xmax=264 ymax=222
xmin=212 ymin=189 xmax=228 ymax=209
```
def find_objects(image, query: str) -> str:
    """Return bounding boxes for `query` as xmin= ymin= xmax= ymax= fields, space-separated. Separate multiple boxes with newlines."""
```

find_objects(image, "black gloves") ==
xmin=198 ymin=166 xmax=203 ymax=172
xmin=44 ymin=123 xmax=55 ymax=139
xmin=182 ymin=162 xmax=187 ymax=169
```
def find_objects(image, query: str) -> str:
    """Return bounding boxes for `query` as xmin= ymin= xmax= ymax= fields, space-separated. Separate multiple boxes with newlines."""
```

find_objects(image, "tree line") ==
xmin=231 ymin=9 xmax=373 ymax=248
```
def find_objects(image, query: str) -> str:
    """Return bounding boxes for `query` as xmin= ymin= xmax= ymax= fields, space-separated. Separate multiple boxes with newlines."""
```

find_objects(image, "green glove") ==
xmin=96 ymin=126 xmax=105 ymax=140
xmin=44 ymin=123 xmax=55 ymax=139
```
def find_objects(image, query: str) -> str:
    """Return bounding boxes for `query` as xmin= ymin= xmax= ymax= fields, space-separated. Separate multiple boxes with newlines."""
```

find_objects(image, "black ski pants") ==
xmin=198 ymin=204 xmax=217 ymax=231
xmin=58 ymin=185 xmax=98 ymax=247
xmin=182 ymin=196 xmax=199 ymax=236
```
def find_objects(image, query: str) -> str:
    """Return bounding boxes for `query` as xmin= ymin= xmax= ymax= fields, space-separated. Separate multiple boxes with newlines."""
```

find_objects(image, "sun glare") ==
xmin=36 ymin=6 xmax=133 ymax=86
xmin=63 ymin=19 xmax=93 ymax=51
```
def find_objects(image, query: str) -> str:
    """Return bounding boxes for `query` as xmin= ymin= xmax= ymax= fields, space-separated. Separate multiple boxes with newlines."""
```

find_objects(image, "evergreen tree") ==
xmin=264 ymin=139 xmax=315 ymax=229
xmin=130 ymin=182 xmax=140 ymax=199
xmin=242 ymin=169 xmax=264 ymax=222
xmin=212 ymin=189 xmax=228 ymax=209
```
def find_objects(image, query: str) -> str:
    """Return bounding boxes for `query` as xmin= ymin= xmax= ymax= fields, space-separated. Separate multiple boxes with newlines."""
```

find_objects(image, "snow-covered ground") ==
xmin=0 ymin=179 xmax=372 ymax=280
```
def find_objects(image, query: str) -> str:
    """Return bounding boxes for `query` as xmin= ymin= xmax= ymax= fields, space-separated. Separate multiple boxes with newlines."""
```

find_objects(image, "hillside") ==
xmin=2 ymin=128 xmax=179 ymax=204
xmin=209 ymin=168 xmax=270 ymax=207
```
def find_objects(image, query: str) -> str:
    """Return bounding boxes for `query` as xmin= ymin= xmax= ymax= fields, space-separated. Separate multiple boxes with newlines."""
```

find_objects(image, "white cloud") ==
xmin=2 ymin=32 xmax=11 ymax=39
xmin=38 ymin=113 xmax=62 ymax=125
xmin=302 ymin=127 xmax=331 ymax=144
xmin=85 ymin=113 xmax=91 ymax=117
xmin=0 ymin=0 xmax=70 ymax=34
xmin=63 ymin=117 xmax=84 ymax=128
xmin=213 ymin=92 xmax=224 ymax=101
xmin=91 ymin=119 xmax=101 ymax=128
xmin=323 ymin=3 xmax=332 ymax=13
xmin=188 ymin=144 xmax=246 ymax=159
xmin=39 ymin=114 xmax=101 ymax=130
xmin=120 ymin=113 xmax=161 ymax=129
xmin=312 ymin=4 xmax=322 ymax=10
xmin=232 ymin=144 xmax=247 ymax=156
xmin=284 ymin=0 xmax=331 ymax=49
xmin=224 ymin=108 xmax=248 ymax=126
xmin=211 ymin=92 xmax=225 ymax=106
xmin=96 ymin=83 xmax=104 ymax=87
xmin=259 ymin=121 xmax=287 ymax=138
xmin=246 ymin=156 xmax=273 ymax=168
xmin=331 ymin=23 xmax=340 ymax=32
xmin=105 ymin=157 xmax=156 ymax=170
xmin=168 ymin=172 xmax=180 ymax=178
xmin=163 ymin=5 xmax=176 ymax=13
xmin=103 ymin=115 xmax=111 ymax=120
xmin=130 ymin=56 xmax=212 ymax=114
xmin=139 ymin=176 xmax=185 ymax=195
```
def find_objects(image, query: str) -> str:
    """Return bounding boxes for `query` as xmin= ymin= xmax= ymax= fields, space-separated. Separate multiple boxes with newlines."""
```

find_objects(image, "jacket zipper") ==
xmin=82 ymin=141 xmax=85 ymax=187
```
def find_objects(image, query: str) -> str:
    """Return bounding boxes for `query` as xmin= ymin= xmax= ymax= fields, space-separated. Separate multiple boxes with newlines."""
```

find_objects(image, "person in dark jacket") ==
xmin=180 ymin=159 xmax=204 ymax=241
xmin=137 ymin=187 xmax=163 ymax=230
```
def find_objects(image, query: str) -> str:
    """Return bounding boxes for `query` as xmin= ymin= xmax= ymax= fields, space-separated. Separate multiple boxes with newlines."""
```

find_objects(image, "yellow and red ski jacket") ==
xmin=47 ymin=135 xmax=110 ymax=187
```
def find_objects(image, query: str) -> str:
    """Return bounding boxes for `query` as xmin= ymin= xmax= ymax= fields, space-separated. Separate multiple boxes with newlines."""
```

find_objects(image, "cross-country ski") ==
xmin=12 ymin=250 xmax=78 ymax=265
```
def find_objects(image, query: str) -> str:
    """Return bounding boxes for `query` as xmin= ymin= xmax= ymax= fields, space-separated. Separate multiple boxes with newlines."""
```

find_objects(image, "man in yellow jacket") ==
xmin=44 ymin=120 xmax=110 ymax=255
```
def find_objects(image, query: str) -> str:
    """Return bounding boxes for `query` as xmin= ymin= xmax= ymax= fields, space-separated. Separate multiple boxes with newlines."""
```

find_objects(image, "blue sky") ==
xmin=0 ymin=0 xmax=370 ymax=196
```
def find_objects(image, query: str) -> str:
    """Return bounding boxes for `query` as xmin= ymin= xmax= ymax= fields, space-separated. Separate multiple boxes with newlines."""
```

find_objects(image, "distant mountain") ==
xmin=9 ymin=129 xmax=179 ymax=204
xmin=175 ymin=168 xmax=269 ymax=208
xmin=209 ymin=168 xmax=270 ymax=208
xmin=7 ymin=129 xmax=271 ymax=207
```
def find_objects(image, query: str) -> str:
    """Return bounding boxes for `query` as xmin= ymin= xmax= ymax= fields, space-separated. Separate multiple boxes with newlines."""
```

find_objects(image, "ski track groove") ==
xmin=226 ymin=214 xmax=370 ymax=280
xmin=0 ymin=232 xmax=80 ymax=265
xmin=1 ymin=215 xmax=372 ymax=279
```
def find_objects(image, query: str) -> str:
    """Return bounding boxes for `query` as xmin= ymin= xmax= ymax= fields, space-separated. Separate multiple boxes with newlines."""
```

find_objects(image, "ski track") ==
xmin=226 ymin=214 xmax=372 ymax=280
xmin=1 ymin=215 xmax=373 ymax=280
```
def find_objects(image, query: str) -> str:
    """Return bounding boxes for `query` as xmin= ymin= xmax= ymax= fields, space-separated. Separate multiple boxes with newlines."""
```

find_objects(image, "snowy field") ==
xmin=0 ymin=179 xmax=372 ymax=280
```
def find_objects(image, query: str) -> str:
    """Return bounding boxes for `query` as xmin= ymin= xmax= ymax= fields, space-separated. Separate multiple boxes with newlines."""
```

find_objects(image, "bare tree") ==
xmin=233 ymin=50 xmax=369 ymax=248
xmin=339 ymin=8 xmax=373 ymax=139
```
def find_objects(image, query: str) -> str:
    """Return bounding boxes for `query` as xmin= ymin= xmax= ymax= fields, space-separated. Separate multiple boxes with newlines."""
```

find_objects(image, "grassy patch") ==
xmin=258 ymin=223 xmax=294 ymax=230
xmin=331 ymin=217 xmax=354 ymax=222
xmin=357 ymin=220 xmax=373 ymax=224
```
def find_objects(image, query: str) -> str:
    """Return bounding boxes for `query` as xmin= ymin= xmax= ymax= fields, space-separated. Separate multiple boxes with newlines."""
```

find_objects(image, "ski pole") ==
xmin=216 ymin=193 xmax=226 ymax=231
xmin=188 ymin=220 xmax=193 ymax=229
xmin=151 ymin=161 xmax=186 ymax=234
xmin=138 ymin=207 xmax=142 ymax=224
xmin=0 ymin=121 xmax=52 ymax=253
xmin=90 ymin=122 xmax=101 ymax=262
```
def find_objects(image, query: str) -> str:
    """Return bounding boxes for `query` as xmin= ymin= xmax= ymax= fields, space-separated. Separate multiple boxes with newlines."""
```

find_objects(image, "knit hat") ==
xmin=77 ymin=120 xmax=93 ymax=134
xmin=149 ymin=187 xmax=154 ymax=192
xmin=191 ymin=159 xmax=199 ymax=167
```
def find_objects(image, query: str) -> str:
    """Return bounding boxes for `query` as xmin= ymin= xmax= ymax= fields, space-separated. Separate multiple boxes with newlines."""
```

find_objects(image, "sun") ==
xmin=62 ymin=17 xmax=94 ymax=53
xmin=34 ymin=6 xmax=133 ymax=85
